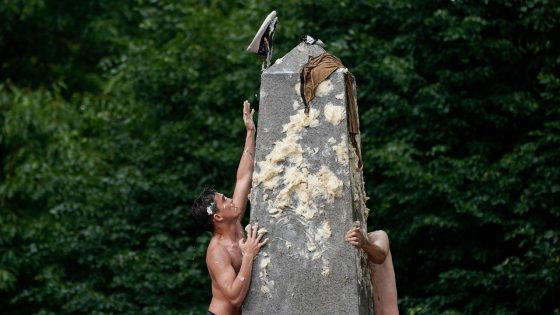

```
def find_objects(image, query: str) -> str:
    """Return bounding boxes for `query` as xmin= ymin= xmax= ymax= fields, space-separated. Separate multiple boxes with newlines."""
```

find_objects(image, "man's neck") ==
xmin=213 ymin=222 xmax=242 ymax=242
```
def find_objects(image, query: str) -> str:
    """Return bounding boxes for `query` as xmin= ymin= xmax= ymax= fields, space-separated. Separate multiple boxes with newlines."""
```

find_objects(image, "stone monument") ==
xmin=243 ymin=41 xmax=372 ymax=314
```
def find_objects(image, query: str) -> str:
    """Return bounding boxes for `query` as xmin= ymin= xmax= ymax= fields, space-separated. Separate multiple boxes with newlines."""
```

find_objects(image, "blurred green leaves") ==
xmin=1 ymin=0 xmax=559 ymax=314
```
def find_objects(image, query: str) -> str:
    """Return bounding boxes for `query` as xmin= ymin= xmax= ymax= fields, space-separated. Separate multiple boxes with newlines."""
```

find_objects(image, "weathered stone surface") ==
xmin=244 ymin=42 xmax=372 ymax=314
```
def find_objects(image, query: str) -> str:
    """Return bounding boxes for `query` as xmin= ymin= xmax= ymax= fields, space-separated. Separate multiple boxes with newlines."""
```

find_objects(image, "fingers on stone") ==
xmin=252 ymin=223 xmax=258 ymax=237
xmin=245 ymin=224 xmax=252 ymax=235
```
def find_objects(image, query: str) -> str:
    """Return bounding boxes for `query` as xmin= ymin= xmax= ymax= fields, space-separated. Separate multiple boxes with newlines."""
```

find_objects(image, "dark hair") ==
xmin=191 ymin=187 xmax=218 ymax=232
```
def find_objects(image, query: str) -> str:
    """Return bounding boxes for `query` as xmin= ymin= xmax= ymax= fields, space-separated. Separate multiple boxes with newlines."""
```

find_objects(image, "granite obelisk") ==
xmin=243 ymin=41 xmax=372 ymax=314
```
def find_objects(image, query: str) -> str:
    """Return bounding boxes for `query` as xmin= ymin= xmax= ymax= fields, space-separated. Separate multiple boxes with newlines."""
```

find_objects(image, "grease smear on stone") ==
xmin=324 ymin=103 xmax=345 ymax=126
xmin=317 ymin=221 xmax=332 ymax=239
xmin=316 ymin=79 xmax=333 ymax=97
xmin=259 ymin=254 xmax=272 ymax=297
xmin=332 ymin=135 xmax=349 ymax=166
xmin=321 ymin=265 xmax=331 ymax=276
xmin=253 ymin=104 xmax=346 ymax=280
xmin=294 ymin=83 xmax=301 ymax=97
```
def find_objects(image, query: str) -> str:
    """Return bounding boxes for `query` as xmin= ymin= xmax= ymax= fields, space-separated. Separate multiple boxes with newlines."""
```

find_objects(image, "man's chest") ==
xmin=226 ymin=243 xmax=243 ymax=272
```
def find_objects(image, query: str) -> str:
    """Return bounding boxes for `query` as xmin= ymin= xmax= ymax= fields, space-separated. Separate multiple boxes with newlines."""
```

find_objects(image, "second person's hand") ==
xmin=243 ymin=100 xmax=256 ymax=132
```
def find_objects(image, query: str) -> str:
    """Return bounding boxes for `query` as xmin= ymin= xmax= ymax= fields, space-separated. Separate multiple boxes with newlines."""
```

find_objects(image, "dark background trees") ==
xmin=1 ymin=1 xmax=558 ymax=314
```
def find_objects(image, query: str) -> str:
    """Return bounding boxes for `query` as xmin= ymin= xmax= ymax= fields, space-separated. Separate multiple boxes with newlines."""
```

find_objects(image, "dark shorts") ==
xmin=207 ymin=311 xmax=217 ymax=315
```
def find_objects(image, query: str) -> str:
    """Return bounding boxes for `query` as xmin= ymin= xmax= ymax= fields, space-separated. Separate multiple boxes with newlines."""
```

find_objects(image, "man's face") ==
xmin=213 ymin=192 xmax=239 ymax=219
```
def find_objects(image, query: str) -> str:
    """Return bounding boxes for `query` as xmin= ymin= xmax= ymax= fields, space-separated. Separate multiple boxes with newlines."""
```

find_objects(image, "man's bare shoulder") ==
xmin=206 ymin=237 xmax=231 ymax=266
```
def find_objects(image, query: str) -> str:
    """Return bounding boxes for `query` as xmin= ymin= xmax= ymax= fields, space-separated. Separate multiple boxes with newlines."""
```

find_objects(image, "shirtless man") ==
xmin=346 ymin=227 xmax=399 ymax=315
xmin=191 ymin=100 xmax=268 ymax=315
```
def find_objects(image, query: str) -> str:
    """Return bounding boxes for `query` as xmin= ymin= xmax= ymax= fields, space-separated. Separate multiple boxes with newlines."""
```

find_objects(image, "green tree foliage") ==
xmin=348 ymin=2 xmax=560 ymax=314
xmin=1 ymin=0 xmax=558 ymax=314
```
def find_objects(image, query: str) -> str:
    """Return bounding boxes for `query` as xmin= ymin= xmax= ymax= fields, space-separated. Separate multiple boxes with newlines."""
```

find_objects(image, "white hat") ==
xmin=247 ymin=10 xmax=278 ymax=54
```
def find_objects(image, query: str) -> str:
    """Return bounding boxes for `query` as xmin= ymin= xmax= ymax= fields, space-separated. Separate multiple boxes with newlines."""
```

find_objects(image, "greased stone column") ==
xmin=243 ymin=42 xmax=373 ymax=314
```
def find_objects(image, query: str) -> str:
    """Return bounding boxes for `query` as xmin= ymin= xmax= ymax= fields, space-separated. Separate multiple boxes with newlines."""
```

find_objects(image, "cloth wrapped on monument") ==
xmin=299 ymin=52 xmax=362 ymax=168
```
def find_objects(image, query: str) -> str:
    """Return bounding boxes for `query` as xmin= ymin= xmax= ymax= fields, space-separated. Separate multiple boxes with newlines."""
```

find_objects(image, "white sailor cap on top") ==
xmin=247 ymin=10 xmax=277 ymax=55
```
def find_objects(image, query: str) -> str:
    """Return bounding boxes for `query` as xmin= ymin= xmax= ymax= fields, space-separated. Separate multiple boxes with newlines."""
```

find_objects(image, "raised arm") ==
xmin=207 ymin=224 xmax=268 ymax=307
xmin=232 ymin=100 xmax=256 ymax=218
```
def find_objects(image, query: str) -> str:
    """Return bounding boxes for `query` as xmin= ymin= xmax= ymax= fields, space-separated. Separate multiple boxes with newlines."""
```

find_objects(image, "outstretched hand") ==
xmin=239 ymin=223 xmax=268 ymax=259
xmin=243 ymin=100 xmax=256 ymax=131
